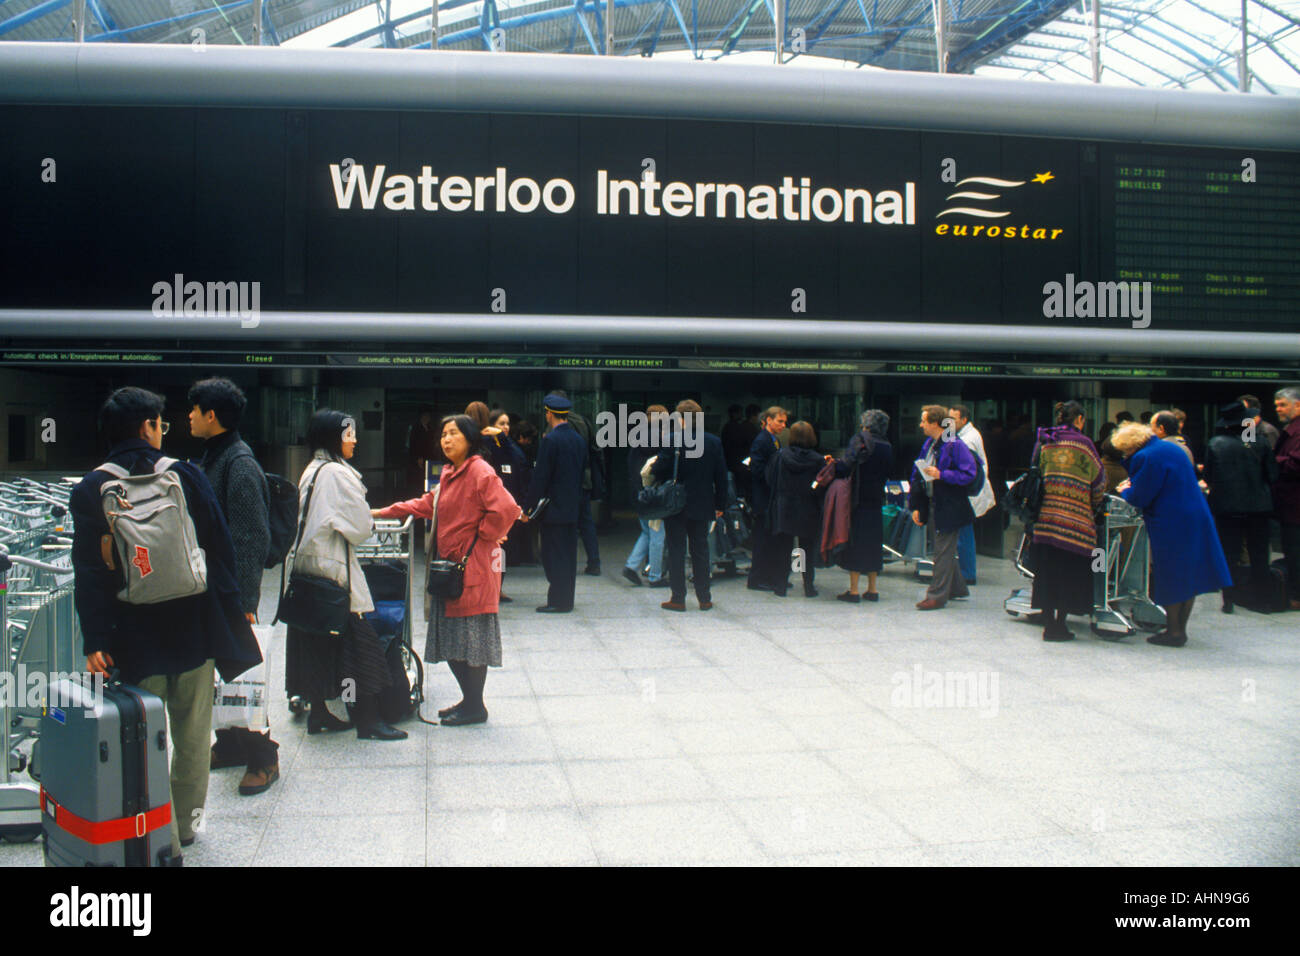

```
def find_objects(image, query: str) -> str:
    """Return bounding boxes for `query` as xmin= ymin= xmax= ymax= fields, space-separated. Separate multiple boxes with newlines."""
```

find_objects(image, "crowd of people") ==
xmin=66 ymin=378 xmax=1300 ymax=858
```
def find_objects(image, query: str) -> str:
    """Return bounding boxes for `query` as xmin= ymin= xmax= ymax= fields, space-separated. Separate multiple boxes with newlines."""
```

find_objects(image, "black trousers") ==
xmin=578 ymin=492 xmax=600 ymax=566
xmin=665 ymin=514 xmax=712 ymax=603
xmin=1214 ymin=512 xmax=1271 ymax=600
xmin=540 ymin=522 xmax=578 ymax=610
xmin=768 ymin=532 xmax=815 ymax=594
xmin=747 ymin=514 xmax=785 ymax=589
xmin=1282 ymin=522 xmax=1300 ymax=600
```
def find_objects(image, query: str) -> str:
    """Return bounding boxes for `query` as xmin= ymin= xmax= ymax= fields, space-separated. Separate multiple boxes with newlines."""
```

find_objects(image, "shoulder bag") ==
xmin=1006 ymin=442 xmax=1046 ymax=523
xmin=273 ymin=461 xmax=352 ymax=637
xmin=426 ymin=483 xmax=480 ymax=600
xmin=635 ymin=448 xmax=687 ymax=520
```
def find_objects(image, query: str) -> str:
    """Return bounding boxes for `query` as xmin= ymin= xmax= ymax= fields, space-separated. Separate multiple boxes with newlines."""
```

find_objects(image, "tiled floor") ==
xmin=6 ymin=526 xmax=1298 ymax=866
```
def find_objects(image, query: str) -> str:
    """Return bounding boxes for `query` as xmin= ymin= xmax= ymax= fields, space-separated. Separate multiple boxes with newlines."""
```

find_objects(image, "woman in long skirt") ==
xmin=833 ymin=409 xmax=894 ymax=602
xmin=285 ymin=409 xmax=405 ymax=740
xmin=1029 ymin=401 xmax=1105 ymax=642
xmin=374 ymin=414 xmax=520 ymax=725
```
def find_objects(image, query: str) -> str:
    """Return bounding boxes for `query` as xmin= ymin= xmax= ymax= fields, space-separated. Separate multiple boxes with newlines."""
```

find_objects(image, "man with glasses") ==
xmin=70 ymin=387 xmax=260 ymax=860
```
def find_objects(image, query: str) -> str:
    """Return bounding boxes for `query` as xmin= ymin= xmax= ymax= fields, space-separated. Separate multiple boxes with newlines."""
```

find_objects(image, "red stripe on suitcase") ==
xmin=40 ymin=785 xmax=172 ymax=845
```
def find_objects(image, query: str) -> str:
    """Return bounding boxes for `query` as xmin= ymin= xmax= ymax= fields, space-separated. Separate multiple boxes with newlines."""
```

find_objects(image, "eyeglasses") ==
xmin=152 ymin=419 xmax=170 ymax=436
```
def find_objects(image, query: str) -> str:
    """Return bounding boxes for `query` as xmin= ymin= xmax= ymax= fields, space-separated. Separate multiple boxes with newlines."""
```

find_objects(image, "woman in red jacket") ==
xmin=373 ymin=414 xmax=521 ymax=725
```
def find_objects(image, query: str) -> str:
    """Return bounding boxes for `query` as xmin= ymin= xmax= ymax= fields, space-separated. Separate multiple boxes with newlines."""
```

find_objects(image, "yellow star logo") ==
xmin=1032 ymin=171 xmax=1055 ymax=184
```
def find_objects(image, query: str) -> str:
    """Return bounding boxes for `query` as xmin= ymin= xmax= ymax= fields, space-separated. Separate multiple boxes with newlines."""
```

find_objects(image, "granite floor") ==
xmin=5 ymin=524 xmax=1298 ymax=867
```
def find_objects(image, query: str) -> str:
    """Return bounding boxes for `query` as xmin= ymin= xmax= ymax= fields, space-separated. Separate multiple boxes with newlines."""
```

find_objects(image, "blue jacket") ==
xmin=525 ymin=421 xmax=587 ymax=524
xmin=748 ymin=429 xmax=780 ymax=514
xmin=907 ymin=435 xmax=979 ymax=533
xmin=1121 ymin=434 xmax=1232 ymax=605
xmin=71 ymin=439 xmax=262 ymax=684
xmin=651 ymin=431 xmax=729 ymax=521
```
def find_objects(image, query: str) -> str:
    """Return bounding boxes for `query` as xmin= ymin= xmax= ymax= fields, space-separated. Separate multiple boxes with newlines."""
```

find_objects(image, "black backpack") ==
xmin=263 ymin=472 xmax=299 ymax=569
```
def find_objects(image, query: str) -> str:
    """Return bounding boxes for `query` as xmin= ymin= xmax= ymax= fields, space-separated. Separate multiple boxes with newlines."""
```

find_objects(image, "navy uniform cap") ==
xmin=543 ymin=394 xmax=572 ymax=414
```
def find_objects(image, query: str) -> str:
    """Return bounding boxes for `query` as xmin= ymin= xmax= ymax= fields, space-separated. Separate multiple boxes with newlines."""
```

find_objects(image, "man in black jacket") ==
xmin=745 ymin=406 xmax=787 ymax=592
xmin=652 ymin=400 xmax=729 ymax=611
xmin=72 ymin=387 xmax=261 ymax=856
xmin=551 ymin=389 xmax=604 ymax=575
xmin=1204 ymin=401 xmax=1277 ymax=612
xmin=524 ymin=394 xmax=588 ymax=613
xmin=188 ymin=377 xmax=279 ymax=796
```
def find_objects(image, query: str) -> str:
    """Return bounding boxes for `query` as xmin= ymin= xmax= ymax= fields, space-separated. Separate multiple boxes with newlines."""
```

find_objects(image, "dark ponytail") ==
xmin=1054 ymin=401 xmax=1086 ymax=427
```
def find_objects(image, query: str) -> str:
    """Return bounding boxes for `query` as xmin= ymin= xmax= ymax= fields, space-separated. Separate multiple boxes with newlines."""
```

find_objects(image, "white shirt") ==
xmin=957 ymin=422 xmax=996 ymax=518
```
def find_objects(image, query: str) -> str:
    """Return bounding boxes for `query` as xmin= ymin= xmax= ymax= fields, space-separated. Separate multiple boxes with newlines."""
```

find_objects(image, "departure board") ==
xmin=1104 ymin=147 xmax=1300 ymax=332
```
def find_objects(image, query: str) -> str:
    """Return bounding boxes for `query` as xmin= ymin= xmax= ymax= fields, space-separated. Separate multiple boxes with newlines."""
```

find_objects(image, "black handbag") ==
xmin=635 ymin=448 xmax=687 ymax=520
xmin=273 ymin=462 xmax=352 ymax=638
xmin=1006 ymin=444 xmax=1046 ymax=522
xmin=426 ymin=485 xmax=479 ymax=600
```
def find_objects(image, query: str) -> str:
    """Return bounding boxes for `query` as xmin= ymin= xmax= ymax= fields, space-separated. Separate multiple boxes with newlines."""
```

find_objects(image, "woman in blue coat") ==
xmin=1111 ymin=422 xmax=1232 ymax=647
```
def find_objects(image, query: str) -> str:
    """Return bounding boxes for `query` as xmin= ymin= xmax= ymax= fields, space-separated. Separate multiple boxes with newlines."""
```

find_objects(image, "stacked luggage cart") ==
xmin=1004 ymin=493 xmax=1166 ymax=637
xmin=0 ymin=477 xmax=80 ymax=844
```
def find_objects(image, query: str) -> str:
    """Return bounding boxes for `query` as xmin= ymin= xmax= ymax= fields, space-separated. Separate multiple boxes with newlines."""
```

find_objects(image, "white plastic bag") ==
xmin=212 ymin=625 xmax=271 ymax=732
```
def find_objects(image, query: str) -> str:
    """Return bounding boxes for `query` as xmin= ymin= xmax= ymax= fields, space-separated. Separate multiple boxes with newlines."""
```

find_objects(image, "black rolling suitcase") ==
xmin=40 ymin=674 xmax=179 ymax=867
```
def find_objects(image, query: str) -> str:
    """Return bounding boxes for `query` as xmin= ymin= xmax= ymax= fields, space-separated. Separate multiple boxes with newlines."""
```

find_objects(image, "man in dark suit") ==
xmin=652 ymin=400 xmax=729 ymax=611
xmin=523 ymin=394 xmax=587 ymax=613
xmin=745 ymin=405 xmax=788 ymax=592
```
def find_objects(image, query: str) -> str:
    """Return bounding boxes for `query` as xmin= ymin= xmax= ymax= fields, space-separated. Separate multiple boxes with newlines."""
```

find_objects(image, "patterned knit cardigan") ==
xmin=1031 ymin=425 xmax=1105 ymax=557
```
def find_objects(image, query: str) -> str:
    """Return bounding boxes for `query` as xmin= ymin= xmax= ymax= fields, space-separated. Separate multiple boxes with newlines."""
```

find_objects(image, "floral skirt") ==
xmin=425 ymin=596 xmax=502 ymax=668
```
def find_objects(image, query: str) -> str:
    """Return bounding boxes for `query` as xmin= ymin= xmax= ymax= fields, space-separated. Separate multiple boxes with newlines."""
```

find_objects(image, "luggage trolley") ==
xmin=881 ymin=481 xmax=934 ymax=579
xmin=1 ymin=542 xmax=77 ymax=844
xmin=358 ymin=517 xmax=423 ymax=715
xmin=1004 ymin=494 xmax=1166 ymax=637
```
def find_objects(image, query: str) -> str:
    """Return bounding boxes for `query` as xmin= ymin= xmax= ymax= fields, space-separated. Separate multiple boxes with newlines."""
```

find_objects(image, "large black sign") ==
xmin=0 ymin=106 xmax=1294 ymax=332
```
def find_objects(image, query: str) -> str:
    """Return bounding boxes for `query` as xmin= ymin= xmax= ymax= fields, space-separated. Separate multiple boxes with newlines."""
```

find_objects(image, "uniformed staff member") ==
xmin=522 ymin=394 xmax=587 ymax=613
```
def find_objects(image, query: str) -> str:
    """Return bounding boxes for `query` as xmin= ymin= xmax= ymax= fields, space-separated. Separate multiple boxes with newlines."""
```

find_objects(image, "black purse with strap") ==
xmin=273 ymin=461 xmax=352 ymax=638
xmin=635 ymin=448 xmax=687 ymax=520
xmin=1006 ymin=442 xmax=1046 ymax=523
xmin=426 ymin=484 xmax=480 ymax=600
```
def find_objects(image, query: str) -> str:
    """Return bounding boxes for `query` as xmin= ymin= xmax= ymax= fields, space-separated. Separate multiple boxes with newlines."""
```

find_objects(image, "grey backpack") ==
xmin=98 ymin=457 xmax=208 ymax=605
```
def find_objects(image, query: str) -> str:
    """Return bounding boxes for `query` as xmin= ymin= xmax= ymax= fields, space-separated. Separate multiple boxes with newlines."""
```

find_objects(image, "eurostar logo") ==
xmin=934 ymin=171 xmax=1064 ymax=241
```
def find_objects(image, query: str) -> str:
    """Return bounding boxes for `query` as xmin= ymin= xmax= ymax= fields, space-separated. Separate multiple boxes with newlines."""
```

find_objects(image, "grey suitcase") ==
xmin=40 ymin=674 xmax=180 ymax=867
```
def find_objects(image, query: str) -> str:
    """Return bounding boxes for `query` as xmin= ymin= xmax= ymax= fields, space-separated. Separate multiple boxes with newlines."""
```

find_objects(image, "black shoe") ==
xmin=441 ymin=707 xmax=488 ymax=726
xmin=535 ymin=605 xmax=571 ymax=613
xmin=864 ymin=592 xmax=880 ymax=602
xmin=1147 ymin=631 xmax=1187 ymax=647
xmin=1221 ymin=601 xmax=1234 ymax=614
xmin=499 ymin=594 xmax=513 ymax=603
xmin=804 ymin=587 xmax=819 ymax=598
xmin=622 ymin=567 xmax=643 ymax=586
xmin=180 ymin=835 xmax=196 ymax=848
xmin=747 ymin=582 xmax=773 ymax=592
xmin=647 ymin=578 xmax=670 ymax=588
xmin=357 ymin=721 xmax=408 ymax=741
xmin=772 ymin=588 xmax=788 ymax=598
xmin=584 ymin=565 xmax=602 ymax=576
xmin=437 ymin=701 xmax=465 ymax=719
xmin=307 ymin=711 xmax=353 ymax=735
xmin=1043 ymin=625 xmax=1075 ymax=642
xmin=837 ymin=591 xmax=860 ymax=603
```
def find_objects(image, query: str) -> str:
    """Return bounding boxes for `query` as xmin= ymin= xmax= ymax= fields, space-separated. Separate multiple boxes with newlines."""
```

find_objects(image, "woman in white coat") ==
xmin=284 ymin=409 xmax=406 ymax=741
